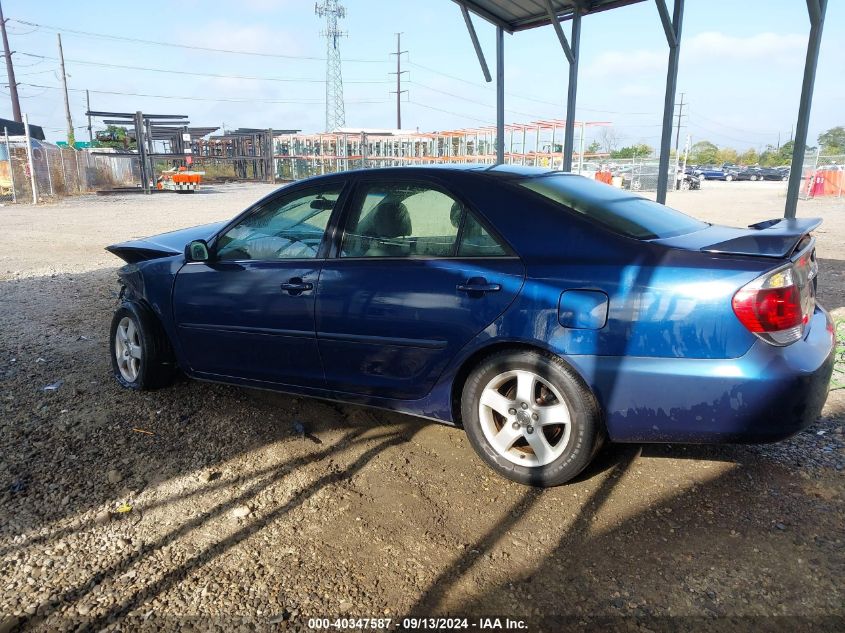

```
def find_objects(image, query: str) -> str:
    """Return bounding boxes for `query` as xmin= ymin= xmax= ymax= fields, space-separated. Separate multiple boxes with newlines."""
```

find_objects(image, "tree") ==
xmin=95 ymin=125 xmax=137 ymax=150
xmin=586 ymin=140 xmax=602 ymax=155
xmin=817 ymin=126 xmax=845 ymax=154
xmin=737 ymin=148 xmax=759 ymax=165
xmin=715 ymin=147 xmax=738 ymax=165
xmin=689 ymin=140 xmax=718 ymax=165
xmin=598 ymin=127 xmax=619 ymax=154
xmin=610 ymin=143 xmax=653 ymax=159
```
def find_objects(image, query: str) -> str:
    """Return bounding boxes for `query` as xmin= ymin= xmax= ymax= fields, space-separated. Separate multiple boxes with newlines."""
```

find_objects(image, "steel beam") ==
xmin=785 ymin=0 xmax=827 ymax=218
xmin=460 ymin=4 xmax=492 ymax=82
xmin=655 ymin=0 xmax=683 ymax=204
xmin=562 ymin=5 xmax=581 ymax=172
xmin=544 ymin=0 xmax=574 ymax=64
xmin=496 ymin=26 xmax=505 ymax=164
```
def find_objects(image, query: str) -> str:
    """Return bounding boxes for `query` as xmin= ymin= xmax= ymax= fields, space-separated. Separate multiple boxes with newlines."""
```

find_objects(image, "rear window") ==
xmin=518 ymin=175 xmax=708 ymax=239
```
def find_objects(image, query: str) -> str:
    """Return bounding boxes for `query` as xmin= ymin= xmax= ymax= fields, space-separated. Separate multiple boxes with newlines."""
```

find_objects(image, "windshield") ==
xmin=518 ymin=174 xmax=708 ymax=240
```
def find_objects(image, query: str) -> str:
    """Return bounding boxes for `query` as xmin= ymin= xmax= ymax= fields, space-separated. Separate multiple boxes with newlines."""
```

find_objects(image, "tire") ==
xmin=725 ymin=174 xmax=733 ymax=182
xmin=110 ymin=301 xmax=177 ymax=390
xmin=750 ymin=174 xmax=757 ymax=181
xmin=461 ymin=349 xmax=604 ymax=487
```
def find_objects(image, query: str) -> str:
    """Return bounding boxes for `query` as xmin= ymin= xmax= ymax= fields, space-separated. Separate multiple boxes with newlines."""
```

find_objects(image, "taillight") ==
xmin=732 ymin=251 xmax=816 ymax=346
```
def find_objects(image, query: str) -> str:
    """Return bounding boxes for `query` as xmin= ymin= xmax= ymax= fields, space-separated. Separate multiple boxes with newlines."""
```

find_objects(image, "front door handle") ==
xmin=280 ymin=278 xmax=314 ymax=295
xmin=457 ymin=278 xmax=501 ymax=294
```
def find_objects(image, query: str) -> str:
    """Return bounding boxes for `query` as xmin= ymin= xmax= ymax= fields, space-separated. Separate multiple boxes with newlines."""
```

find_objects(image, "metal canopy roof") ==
xmin=453 ymin=0 xmax=646 ymax=32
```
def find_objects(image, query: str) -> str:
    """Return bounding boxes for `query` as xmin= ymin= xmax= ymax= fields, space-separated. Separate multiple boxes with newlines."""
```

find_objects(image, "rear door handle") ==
xmin=457 ymin=279 xmax=501 ymax=294
xmin=280 ymin=278 xmax=314 ymax=295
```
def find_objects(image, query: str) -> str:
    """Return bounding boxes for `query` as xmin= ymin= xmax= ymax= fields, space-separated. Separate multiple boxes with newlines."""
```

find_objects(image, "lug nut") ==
xmin=512 ymin=421 xmax=520 ymax=430
xmin=526 ymin=426 xmax=535 ymax=434
xmin=532 ymin=412 xmax=539 ymax=421
xmin=521 ymin=402 xmax=529 ymax=410
xmin=508 ymin=407 xmax=517 ymax=415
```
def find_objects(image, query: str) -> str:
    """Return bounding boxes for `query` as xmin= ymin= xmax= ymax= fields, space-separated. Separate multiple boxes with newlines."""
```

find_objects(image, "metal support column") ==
xmin=655 ymin=0 xmax=684 ymax=204
xmin=564 ymin=8 xmax=580 ymax=171
xmin=785 ymin=0 xmax=827 ymax=218
xmin=496 ymin=26 xmax=504 ymax=165
xmin=134 ymin=111 xmax=150 ymax=194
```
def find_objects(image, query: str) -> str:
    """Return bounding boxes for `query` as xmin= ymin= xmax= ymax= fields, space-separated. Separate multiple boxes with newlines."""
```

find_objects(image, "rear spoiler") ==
xmin=701 ymin=217 xmax=822 ymax=259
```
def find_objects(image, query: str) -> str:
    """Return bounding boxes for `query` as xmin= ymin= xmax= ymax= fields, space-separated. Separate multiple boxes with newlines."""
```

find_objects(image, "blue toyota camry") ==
xmin=107 ymin=166 xmax=835 ymax=486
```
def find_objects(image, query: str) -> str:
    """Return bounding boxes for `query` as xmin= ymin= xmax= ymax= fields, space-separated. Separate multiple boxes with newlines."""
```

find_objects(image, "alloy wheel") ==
xmin=478 ymin=369 xmax=572 ymax=467
xmin=115 ymin=316 xmax=142 ymax=382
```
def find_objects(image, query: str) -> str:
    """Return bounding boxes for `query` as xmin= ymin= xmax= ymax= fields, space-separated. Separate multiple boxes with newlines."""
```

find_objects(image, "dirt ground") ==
xmin=1 ymin=180 xmax=843 ymax=632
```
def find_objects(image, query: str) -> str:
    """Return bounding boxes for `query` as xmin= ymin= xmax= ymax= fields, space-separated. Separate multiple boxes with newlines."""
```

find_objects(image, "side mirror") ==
xmin=185 ymin=239 xmax=210 ymax=262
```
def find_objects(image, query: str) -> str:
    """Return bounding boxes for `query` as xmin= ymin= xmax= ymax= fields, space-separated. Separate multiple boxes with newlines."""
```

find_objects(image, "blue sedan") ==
xmin=107 ymin=166 xmax=835 ymax=486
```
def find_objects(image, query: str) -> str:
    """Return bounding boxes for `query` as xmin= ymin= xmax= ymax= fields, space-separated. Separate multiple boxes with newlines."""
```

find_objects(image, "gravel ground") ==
xmin=1 ymin=180 xmax=843 ymax=632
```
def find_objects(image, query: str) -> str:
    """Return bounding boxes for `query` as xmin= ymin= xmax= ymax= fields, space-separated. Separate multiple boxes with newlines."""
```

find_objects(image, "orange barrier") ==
xmin=808 ymin=170 xmax=845 ymax=197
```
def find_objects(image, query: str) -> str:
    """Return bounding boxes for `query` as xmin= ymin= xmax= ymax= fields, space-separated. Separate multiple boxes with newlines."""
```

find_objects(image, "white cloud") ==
xmin=584 ymin=49 xmax=665 ymax=78
xmin=684 ymin=31 xmax=806 ymax=65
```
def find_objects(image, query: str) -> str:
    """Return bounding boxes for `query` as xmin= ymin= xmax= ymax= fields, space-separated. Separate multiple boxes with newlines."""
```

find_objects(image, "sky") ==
xmin=3 ymin=0 xmax=843 ymax=151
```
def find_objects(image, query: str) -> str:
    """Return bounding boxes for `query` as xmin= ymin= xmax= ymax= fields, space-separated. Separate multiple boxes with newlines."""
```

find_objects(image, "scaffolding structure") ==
xmin=273 ymin=119 xmax=611 ymax=180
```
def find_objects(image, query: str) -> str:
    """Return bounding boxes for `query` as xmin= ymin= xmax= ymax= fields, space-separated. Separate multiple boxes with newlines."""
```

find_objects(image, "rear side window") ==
xmin=339 ymin=181 xmax=511 ymax=258
xmin=518 ymin=175 xmax=708 ymax=239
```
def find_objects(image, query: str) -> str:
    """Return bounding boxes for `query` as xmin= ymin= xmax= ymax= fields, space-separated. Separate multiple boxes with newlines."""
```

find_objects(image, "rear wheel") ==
xmin=725 ymin=174 xmax=734 ymax=182
xmin=461 ymin=350 xmax=603 ymax=487
xmin=110 ymin=302 xmax=177 ymax=390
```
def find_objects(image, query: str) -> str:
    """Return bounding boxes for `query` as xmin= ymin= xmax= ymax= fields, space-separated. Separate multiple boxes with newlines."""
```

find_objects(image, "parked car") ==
xmin=726 ymin=167 xmax=762 ymax=182
xmin=107 ymin=166 xmax=834 ymax=487
xmin=693 ymin=165 xmax=728 ymax=180
xmin=757 ymin=167 xmax=789 ymax=181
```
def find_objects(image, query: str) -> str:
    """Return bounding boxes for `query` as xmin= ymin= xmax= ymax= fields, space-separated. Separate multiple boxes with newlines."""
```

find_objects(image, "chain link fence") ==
xmin=1 ymin=139 xmax=141 ymax=204
xmin=801 ymin=150 xmax=845 ymax=199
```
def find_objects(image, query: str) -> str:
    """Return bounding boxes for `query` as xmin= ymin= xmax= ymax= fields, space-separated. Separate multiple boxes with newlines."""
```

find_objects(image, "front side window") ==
xmin=216 ymin=186 xmax=341 ymax=260
xmin=340 ymin=181 xmax=510 ymax=258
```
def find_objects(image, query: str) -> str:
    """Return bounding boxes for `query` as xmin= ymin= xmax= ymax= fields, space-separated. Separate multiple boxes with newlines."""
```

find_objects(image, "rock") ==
xmin=775 ymin=522 xmax=787 ymax=531
xmin=338 ymin=600 xmax=353 ymax=613
xmin=94 ymin=511 xmax=111 ymax=526
xmin=232 ymin=506 xmax=251 ymax=519
xmin=77 ymin=604 xmax=91 ymax=616
xmin=107 ymin=469 xmax=123 ymax=484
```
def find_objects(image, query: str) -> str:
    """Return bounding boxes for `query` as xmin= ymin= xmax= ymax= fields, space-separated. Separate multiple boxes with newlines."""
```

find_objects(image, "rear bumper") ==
xmin=568 ymin=306 xmax=836 ymax=443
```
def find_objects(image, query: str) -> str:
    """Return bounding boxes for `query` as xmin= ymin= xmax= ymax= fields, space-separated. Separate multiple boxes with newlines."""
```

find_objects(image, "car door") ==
xmin=172 ymin=180 xmax=348 ymax=387
xmin=315 ymin=176 xmax=525 ymax=399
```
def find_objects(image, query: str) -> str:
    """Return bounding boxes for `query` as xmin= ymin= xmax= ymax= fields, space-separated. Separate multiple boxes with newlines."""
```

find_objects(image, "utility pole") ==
xmin=86 ymin=89 xmax=92 ymax=142
xmin=389 ymin=33 xmax=408 ymax=129
xmin=673 ymin=92 xmax=685 ymax=160
xmin=0 ymin=0 xmax=21 ymax=122
xmin=57 ymin=33 xmax=75 ymax=146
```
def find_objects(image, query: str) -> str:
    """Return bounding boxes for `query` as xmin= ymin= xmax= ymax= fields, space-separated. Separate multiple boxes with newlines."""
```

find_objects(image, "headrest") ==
xmin=450 ymin=201 xmax=462 ymax=229
xmin=370 ymin=201 xmax=411 ymax=238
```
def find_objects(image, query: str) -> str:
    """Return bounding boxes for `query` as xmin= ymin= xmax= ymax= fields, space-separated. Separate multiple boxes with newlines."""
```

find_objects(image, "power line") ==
xmin=11 ymin=18 xmax=387 ymax=63
xmin=407 ymin=59 xmax=654 ymax=115
xmin=16 ymin=51 xmax=390 ymax=84
xmin=15 ymin=82 xmax=389 ymax=105
xmin=407 ymin=100 xmax=489 ymax=125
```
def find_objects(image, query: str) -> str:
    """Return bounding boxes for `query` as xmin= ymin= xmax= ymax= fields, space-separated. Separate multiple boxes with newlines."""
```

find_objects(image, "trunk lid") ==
xmin=106 ymin=221 xmax=226 ymax=263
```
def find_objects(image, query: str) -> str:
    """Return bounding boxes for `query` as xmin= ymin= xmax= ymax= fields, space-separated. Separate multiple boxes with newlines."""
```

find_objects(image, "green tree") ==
xmin=689 ymin=140 xmax=718 ymax=165
xmin=96 ymin=125 xmax=137 ymax=150
xmin=586 ymin=140 xmax=602 ymax=154
xmin=715 ymin=147 xmax=738 ymax=165
xmin=818 ymin=126 xmax=845 ymax=154
xmin=610 ymin=143 xmax=653 ymax=159
xmin=737 ymin=148 xmax=759 ymax=165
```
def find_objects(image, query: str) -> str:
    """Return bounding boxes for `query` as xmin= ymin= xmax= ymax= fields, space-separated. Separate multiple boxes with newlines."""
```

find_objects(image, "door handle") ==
xmin=457 ymin=279 xmax=501 ymax=294
xmin=280 ymin=278 xmax=314 ymax=295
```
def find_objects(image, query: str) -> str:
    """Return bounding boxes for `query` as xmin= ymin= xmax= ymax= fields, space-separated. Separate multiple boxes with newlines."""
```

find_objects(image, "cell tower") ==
xmin=315 ymin=0 xmax=346 ymax=132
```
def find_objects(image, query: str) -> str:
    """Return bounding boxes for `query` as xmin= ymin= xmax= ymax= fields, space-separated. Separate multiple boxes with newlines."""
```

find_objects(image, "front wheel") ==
xmin=461 ymin=350 xmax=603 ymax=487
xmin=110 ymin=302 xmax=177 ymax=390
